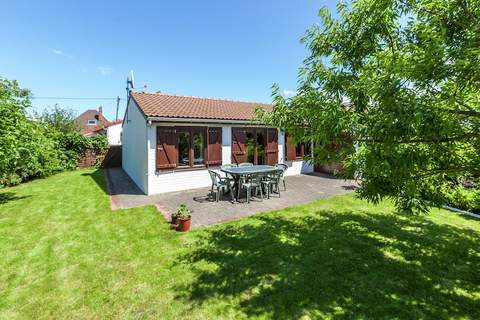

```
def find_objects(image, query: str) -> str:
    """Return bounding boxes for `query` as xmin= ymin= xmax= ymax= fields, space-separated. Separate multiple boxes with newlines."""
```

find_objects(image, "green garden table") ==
xmin=220 ymin=165 xmax=279 ymax=201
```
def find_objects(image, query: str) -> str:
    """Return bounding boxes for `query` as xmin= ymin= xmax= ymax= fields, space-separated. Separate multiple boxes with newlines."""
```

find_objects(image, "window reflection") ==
xmin=246 ymin=131 xmax=255 ymax=163
xmin=193 ymin=131 xmax=204 ymax=165
xmin=178 ymin=131 xmax=190 ymax=166
xmin=256 ymin=130 xmax=265 ymax=164
xmin=295 ymin=143 xmax=303 ymax=158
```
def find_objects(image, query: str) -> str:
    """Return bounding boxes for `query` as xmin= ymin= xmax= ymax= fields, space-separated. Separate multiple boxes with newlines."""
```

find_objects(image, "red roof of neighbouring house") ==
xmin=130 ymin=92 xmax=273 ymax=121
xmin=75 ymin=109 xmax=110 ymax=134
xmin=104 ymin=119 xmax=123 ymax=127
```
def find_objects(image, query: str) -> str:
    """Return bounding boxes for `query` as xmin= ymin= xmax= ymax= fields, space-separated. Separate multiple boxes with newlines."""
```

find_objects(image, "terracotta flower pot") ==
xmin=177 ymin=217 xmax=192 ymax=232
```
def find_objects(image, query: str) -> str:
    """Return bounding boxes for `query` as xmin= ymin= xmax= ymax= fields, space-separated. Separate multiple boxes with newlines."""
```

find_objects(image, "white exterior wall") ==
xmin=283 ymin=160 xmax=314 ymax=176
xmin=278 ymin=130 xmax=285 ymax=163
xmin=147 ymin=122 xmax=224 ymax=195
xmin=107 ymin=123 xmax=122 ymax=145
xmin=122 ymin=100 xmax=148 ymax=193
xmin=222 ymin=126 xmax=232 ymax=165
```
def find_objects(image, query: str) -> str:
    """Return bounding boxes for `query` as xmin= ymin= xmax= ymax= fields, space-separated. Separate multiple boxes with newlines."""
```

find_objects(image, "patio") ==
xmin=106 ymin=168 xmax=357 ymax=228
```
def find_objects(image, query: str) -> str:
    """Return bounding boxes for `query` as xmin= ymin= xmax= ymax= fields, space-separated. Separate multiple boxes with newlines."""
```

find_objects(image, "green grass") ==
xmin=0 ymin=169 xmax=479 ymax=319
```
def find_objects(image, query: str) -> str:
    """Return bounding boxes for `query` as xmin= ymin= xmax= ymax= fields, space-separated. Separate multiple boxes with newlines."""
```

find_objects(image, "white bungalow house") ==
xmin=122 ymin=91 xmax=313 ymax=195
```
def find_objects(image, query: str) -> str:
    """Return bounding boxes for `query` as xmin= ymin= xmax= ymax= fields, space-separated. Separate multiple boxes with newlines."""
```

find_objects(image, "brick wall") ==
xmin=78 ymin=146 xmax=122 ymax=169
xmin=78 ymin=149 xmax=106 ymax=168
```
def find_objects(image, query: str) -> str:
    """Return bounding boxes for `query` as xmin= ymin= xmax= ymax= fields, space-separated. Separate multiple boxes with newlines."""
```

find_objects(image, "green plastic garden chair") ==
xmin=241 ymin=174 xmax=263 ymax=203
xmin=274 ymin=163 xmax=288 ymax=191
xmin=261 ymin=169 xmax=282 ymax=199
xmin=208 ymin=170 xmax=235 ymax=202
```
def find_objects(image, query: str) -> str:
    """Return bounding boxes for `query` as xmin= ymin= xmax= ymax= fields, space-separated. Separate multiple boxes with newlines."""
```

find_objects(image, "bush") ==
xmin=0 ymin=77 xmax=109 ymax=187
xmin=446 ymin=185 xmax=480 ymax=214
xmin=58 ymin=133 xmax=108 ymax=169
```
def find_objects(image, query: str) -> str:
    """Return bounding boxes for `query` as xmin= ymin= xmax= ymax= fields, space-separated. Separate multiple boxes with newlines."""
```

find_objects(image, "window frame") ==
xmin=295 ymin=143 xmax=304 ymax=159
xmin=231 ymin=127 xmax=267 ymax=165
xmin=175 ymin=126 xmax=207 ymax=169
xmin=285 ymin=132 xmax=312 ymax=161
xmin=87 ymin=119 xmax=98 ymax=126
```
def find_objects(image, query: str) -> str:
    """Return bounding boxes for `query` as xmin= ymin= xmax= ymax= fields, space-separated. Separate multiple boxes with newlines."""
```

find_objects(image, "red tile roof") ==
xmin=75 ymin=109 xmax=110 ymax=134
xmin=131 ymin=92 xmax=273 ymax=121
xmin=105 ymin=119 xmax=123 ymax=127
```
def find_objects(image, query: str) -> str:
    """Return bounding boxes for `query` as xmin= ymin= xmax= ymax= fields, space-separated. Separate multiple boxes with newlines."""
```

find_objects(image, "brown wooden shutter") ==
xmin=231 ymin=128 xmax=246 ymax=164
xmin=266 ymin=128 xmax=278 ymax=165
xmin=156 ymin=127 xmax=177 ymax=169
xmin=285 ymin=133 xmax=297 ymax=161
xmin=207 ymin=127 xmax=222 ymax=166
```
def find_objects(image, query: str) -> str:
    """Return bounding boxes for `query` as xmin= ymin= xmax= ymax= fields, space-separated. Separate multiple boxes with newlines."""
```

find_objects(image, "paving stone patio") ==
xmin=106 ymin=168 xmax=357 ymax=228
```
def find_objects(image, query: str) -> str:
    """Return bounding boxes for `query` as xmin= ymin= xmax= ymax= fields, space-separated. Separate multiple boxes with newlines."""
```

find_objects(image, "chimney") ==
xmin=98 ymin=106 xmax=103 ymax=114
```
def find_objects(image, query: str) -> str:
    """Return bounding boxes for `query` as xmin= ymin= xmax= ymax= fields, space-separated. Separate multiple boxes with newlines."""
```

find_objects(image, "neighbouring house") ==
xmin=75 ymin=107 xmax=110 ymax=136
xmin=105 ymin=120 xmax=122 ymax=145
xmin=122 ymin=91 xmax=313 ymax=195
xmin=75 ymin=107 xmax=123 ymax=145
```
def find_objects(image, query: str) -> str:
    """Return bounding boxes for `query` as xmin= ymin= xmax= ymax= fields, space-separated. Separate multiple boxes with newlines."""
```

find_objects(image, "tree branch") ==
xmin=448 ymin=110 xmax=480 ymax=118
xmin=358 ymin=133 xmax=479 ymax=144
xmin=416 ymin=166 xmax=480 ymax=178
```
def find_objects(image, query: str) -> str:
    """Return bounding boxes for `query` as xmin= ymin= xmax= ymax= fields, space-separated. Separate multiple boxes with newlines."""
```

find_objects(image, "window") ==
xmin=304 ymin=142 xmax=312 ymax=158
xmin=192 ymin=131 xmax=204 ymax=165
xmin=87 ymin=119 xmax=97 ymax=126
xmin=178 ymin=131 xmax=190 ymax=167
xmin=176 ymin=127 xmax=206 ymax=168
xmin=256 ymin=130 xmax=265 ymax=164
xmin=295 ymin=143 xmax=304 ymax=159
xmin=231 ymin=128 xmax=267 ymax=165
xmin=245 ymin=131 xmax=255 ymax=164
xmin=157 ymin=126 xmax=222 ymax=170
xmin=285 ymin=133 xmax=311 ymax=161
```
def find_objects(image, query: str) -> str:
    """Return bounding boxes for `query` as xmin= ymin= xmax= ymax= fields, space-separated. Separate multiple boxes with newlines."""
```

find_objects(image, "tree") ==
xmin=260 ymin=0 xmax=480 ymax=212
xmin=0 ymin=77 xmax=108 ymax=186
xmin=36 ymin=104 xmax=79 ymax=134
xmin=0 ymin=78 xmax=63 ymax=186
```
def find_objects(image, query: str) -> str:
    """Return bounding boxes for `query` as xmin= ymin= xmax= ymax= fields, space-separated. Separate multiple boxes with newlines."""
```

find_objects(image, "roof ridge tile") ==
xmin=132 ymin=91 xmax=271 ymax=106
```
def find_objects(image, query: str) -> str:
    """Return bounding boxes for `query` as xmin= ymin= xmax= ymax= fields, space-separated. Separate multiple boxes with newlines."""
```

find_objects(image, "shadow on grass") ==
xmin=81 ymin=169 xmax=109 ymax=194
xmin=0 ymin=192 xmax=30 ymax=205
xmin=175 ymin=210 xmax=480 ymax=319
xmin=82 ymin=168 xmax=144 ymax=196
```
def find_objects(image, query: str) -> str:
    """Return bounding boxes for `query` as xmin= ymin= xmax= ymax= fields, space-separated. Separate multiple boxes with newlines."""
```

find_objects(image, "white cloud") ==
xmin=282 ymin=89 xmax=296 ymax=97
xmin=51 ymin=48 xmax=63 ymax=55
xmin=50 ymin=48 xmax=73 ymax=59
xmin=97 ymin=66 xmax=113 ymax=76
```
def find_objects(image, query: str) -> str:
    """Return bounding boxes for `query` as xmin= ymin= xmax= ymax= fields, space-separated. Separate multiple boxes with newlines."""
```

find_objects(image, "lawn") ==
xmin=0 ymin=169 xmax=479 ymax=319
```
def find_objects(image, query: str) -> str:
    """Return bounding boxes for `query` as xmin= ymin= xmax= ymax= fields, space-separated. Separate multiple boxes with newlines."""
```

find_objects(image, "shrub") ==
xmin=446 ymin=185 xmax=480 ymax=214
xmin=0 ymin=77 xmax=109 ymax=187
xmin=56 ymin=133 xmax=108 ymax=169
xmin=0 ymin=79 xmax=64 ymax=186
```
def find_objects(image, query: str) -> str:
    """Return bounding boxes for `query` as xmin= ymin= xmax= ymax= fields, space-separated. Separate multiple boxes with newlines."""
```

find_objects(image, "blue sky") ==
xmin=0 ymin=0 xmax=336 ymax=120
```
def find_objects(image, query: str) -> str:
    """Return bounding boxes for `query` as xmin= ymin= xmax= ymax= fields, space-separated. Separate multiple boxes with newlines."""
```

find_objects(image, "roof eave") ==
xmin=146 ymin=116 xmax=264 ymax=125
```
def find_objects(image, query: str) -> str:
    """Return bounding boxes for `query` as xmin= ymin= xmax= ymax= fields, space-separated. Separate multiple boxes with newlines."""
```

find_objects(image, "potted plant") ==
xmin=176 ymin=204 xmax=192 ymax=232
xmin=171 ymin=211 xmax=178 ymax=225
